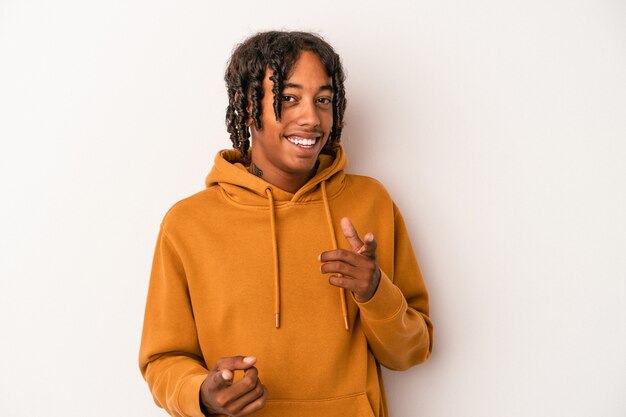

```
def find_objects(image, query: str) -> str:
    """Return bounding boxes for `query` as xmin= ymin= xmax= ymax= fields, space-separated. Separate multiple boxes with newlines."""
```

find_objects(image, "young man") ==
xmin=139 ymin=31 xmax=433 ymax=417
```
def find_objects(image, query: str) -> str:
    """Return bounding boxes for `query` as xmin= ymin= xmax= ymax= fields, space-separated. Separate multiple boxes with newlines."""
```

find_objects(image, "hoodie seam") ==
xmin=360 ymin=297 xmax=407 ymax=323
xmin=265 ymin=391 xmax=369 ymax=403
xmin=216 ymin=180 xmax=347 ymax=209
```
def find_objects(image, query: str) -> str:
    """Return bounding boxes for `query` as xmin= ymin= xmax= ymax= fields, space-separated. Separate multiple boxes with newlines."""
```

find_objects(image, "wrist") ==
xmin=199 ymin=392 xmax=214 ymax=416
xmin=200 ymin=401 xmax=213 ymax=416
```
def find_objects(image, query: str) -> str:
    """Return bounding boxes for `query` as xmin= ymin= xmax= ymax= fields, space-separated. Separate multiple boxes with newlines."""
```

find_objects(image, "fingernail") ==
xmin=317 ymin=253 xmax=321 ymax=261
xmin=243 ymin=356 xmax=256 ymax=364
xmin=222 ymin=369 xmax=233 ymax=380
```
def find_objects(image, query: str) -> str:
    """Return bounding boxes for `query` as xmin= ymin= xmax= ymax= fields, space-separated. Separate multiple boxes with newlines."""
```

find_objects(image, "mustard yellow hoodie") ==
xmin=139 ymin=146 xmax=433 ymax=417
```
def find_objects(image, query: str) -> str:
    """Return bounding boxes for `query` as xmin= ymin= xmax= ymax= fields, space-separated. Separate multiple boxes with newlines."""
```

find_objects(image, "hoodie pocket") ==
xmin=255 ymin=392 xmax=375 ymax=417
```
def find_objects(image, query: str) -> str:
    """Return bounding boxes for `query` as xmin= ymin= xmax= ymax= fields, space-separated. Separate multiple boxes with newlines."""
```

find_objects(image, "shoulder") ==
xmin=345 ymin=173 xmax=393 ymax=202
xmin=160 ymin=186 xmax=222 ymax=232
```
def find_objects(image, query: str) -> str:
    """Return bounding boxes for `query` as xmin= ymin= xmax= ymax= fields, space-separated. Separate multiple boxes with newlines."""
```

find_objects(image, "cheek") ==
xmin=264 ymin=121 xmax=285 ymax=141
xmin=323 ymin=112 xmax=334 ymax=130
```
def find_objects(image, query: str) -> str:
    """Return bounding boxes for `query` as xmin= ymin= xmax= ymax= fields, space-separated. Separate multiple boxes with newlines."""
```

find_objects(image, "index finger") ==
xmin=213 ymin=356 xmax=257 ymax=372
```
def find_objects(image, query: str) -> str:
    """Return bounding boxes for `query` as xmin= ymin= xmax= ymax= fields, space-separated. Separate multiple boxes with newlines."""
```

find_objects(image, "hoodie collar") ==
xmin=205 ymin=146 xmax=348 ymax=205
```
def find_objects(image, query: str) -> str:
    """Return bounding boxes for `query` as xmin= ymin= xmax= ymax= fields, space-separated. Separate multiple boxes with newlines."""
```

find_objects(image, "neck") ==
xmin=248 ymin=161 xmax=316 ymax=194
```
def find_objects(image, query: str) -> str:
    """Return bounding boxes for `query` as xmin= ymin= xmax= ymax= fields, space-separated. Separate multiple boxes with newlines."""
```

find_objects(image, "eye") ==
xmin=282 ymin=95 xmax=295 ymax=102
xmin=317 ymin=97 xmax=333 ymax=104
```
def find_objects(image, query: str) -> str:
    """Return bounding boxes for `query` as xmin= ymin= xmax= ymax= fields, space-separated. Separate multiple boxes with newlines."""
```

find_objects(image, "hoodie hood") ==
xmin=204 ymin=145 xmax=350 ymax=330
xmin=205 ymin=146 xmax=348 ymax=204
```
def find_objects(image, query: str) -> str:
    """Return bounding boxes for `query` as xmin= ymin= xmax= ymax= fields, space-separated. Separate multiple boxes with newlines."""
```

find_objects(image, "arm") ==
xmin=356 ymin=204 xmax=433 ymax=370
xmin=139 ymin=226 xmax=268 ymax=417
xmin=320 ymin=208 xmax=434 ymax=371
xmin=139 ymin=225 xmax=209 ymax=417
xmin=357 ymin=205 xmax=433 ymax=370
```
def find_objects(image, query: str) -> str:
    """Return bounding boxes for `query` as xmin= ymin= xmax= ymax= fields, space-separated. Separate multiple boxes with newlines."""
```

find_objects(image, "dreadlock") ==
xmin=224 ymin=31 xmax=347 ymax=163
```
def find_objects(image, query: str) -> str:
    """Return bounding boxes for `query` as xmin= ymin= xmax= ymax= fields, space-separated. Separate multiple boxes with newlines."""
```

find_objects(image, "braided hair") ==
xmin=224 ymin=31 xmax=347 ymax=163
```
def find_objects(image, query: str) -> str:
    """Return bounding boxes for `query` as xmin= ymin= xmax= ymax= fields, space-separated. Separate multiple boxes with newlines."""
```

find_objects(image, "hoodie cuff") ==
xmin=355 ymin=270 xmax=407 ymax=321
xmin=179 ymin=373 xmax=210 ymax=417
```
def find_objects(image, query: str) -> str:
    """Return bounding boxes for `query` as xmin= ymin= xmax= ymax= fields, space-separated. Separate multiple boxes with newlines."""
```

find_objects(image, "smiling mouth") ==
xmin=285 ymin=135 xmax=320 ymax=149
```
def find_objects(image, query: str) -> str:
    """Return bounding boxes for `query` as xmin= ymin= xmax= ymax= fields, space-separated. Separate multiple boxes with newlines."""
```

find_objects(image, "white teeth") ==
xmin=287 ymin=136 xmax=317 ymax=147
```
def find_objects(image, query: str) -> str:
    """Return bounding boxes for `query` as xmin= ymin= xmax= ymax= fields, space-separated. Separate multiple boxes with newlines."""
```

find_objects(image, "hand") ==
xmin=319 ymin=217 xmax=381 ymax=302
xmin=200 ymin=356 xmax=267 ymax=417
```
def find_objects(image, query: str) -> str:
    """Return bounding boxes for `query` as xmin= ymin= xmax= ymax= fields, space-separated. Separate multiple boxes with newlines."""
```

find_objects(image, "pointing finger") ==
xmin=214 ymin=356 xmax=257 ymax=372
xmin=340 ymin=217 xmax=364 ymax=252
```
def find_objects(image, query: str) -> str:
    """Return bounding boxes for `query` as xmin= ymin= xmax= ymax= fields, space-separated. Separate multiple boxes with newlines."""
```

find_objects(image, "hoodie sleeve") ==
xmin=139 ymin=225 xmax=208 ymax=417
xmin=355 ymin=204 xmax=434 ymax=371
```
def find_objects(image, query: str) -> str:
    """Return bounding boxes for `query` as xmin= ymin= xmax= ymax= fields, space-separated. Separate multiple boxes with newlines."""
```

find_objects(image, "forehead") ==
xmin=263 ymin=51 xmax=332 ymax=87
xmin=287 ymin=51 xmax=331 ymax=81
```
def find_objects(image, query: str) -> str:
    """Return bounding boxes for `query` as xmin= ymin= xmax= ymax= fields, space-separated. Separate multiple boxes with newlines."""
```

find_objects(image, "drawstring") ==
xmin=321 ymin=181 xmax=350 ymax=331
xmin=265 ymin=182 xmax=348 ymax=331
xmin=265 ymin=187 xmax=281 ymax=328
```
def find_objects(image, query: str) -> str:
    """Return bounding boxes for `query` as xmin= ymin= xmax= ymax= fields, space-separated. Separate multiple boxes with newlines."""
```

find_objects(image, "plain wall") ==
xmin=1 ymin=0 xmax=624 ymax=415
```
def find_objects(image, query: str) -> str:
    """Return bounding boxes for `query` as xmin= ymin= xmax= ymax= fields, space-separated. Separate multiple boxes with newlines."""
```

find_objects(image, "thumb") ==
xmin=358 ymin=232 xmax=378 ymax=259
xmin=210 ymin=368 xmax=233 ymax=388
xmin=208 ymin=355 xmax=256 ymax=388
xmin=340 ymin=217 xmax=365 ymax=252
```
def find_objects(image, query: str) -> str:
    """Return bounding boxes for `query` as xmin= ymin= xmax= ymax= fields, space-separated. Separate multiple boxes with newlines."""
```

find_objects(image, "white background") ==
xmin=1 ymin=1 xmax=625 ymax=416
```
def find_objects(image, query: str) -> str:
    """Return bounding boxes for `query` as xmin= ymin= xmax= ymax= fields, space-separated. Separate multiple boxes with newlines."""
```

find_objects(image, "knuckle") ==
xmin=328 ymin=250 xmax=343 ymax=261
xmin=240 ymin=377 xmax=254 ymax=390
xmin=215 ymin=357 xmax=228 ymax=368
xmin=325 ymin=261 xmax=341 ymax=274
xmin=214 ymin=395 xmax=227 ymax=408
xmin=257 ymin=391 xmax=268 ymax=406
xmin=228 ymin=402 xmax=243 ymax=414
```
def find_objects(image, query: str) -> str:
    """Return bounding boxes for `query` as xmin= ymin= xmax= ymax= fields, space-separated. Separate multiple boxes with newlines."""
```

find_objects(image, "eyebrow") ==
xmin=283 ymin=82 xmax=334 ymax=92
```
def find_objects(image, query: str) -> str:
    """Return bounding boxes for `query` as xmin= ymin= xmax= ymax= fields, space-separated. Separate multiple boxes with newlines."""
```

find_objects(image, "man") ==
xmin=139 ymin=31 xmax=433 ymax=417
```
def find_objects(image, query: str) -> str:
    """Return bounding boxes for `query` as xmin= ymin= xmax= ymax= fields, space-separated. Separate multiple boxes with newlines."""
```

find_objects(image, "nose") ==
xmin=296 ymin=100 xmax=321 ymax=127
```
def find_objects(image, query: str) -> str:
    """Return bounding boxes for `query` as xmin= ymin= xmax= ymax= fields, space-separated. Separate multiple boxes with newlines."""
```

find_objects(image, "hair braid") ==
xmin=268 ymin=61 xmax=283 ymax=122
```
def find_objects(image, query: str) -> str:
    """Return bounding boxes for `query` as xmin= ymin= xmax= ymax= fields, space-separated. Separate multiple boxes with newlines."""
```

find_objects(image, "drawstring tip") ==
xmin=343 ymin=315 xmax=349 ymax=331
xmin=275 ymin=313 xmax=280 ymax=329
